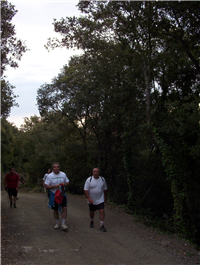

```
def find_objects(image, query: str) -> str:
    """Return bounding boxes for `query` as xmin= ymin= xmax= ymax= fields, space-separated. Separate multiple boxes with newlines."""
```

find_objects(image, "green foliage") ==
xmin=1 ymin=118 xmax=19 ymax=171
xmin=1 ymin=78 xmax=19 ymax=118
xmin=1 ymin=0 xmax=28 ymax=119
xmin=1 ymin=0 xmax=28 ymax=76
xmin=42 ymin=0 xmax=200 ymax=245
xmin=2 ymin=0 xmax=200 ymax=247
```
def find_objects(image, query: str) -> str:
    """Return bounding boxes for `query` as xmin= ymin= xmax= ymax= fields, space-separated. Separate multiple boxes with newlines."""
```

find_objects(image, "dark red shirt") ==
xmin=5 ymin=173 xmax=20 ymax=189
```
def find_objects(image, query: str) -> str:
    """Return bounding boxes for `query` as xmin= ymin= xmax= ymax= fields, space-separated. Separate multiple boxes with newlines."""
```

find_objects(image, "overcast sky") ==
xmin=6 ymin=0 xmax=82 ymax=128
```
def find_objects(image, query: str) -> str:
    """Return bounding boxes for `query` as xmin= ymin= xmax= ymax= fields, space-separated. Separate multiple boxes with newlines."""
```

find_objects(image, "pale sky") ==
xmin=6 ymin=1 xmax=82 ymax=128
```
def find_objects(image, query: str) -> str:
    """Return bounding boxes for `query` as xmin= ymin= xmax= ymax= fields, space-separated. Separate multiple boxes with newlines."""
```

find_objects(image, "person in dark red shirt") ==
xmin=4 ymin=167 xmax=20 ymax=208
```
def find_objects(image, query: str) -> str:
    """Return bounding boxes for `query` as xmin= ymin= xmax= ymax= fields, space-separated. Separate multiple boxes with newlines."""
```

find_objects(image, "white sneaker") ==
xmin=61 ymin=224 xmax=68 ymax=231
xmin=54 ymin=223 xmax=60 ymax=229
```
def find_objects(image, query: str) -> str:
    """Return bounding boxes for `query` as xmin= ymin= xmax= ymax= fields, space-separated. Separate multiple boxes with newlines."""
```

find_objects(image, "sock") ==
xmin=56 ymin=219 xmax=59 ymax=225
xmin=62 ymin=219 xmax=66 ymax=225
xmin=100 ymin=221 xmax=104 ymax=227
xmin=91 ymin=219 xmax=94 ymax=221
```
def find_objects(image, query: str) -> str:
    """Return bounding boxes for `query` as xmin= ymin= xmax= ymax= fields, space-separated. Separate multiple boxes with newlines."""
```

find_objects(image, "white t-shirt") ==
xmin=43 ymin=173 xmax=48 ymax=181
xmin=44 ymin=171 xmax=69 ymax=193
xmin=84 ymin=176 xmax=107 ymax=205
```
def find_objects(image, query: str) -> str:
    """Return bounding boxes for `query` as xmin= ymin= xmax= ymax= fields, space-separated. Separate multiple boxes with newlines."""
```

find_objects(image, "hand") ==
xmin=88 ymin=198 xmax=93 ymax=204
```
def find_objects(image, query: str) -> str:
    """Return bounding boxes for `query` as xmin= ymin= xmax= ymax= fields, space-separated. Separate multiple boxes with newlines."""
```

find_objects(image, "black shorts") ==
xmin=7 ymin=188 xmax=18 ymax=197
xmin=53 ymin=196 xmax=67 ymax=210
xmin=89 ymin=202 xmax=104 ymax=212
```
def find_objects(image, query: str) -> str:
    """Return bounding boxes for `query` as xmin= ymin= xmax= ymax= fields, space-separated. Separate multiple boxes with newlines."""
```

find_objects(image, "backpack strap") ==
xmin=90 ymin=176 xmax=104 ymax=182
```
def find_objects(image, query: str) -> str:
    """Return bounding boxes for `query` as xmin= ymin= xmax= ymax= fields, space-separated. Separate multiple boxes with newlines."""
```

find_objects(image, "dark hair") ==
xmin=52 ymin=162 xmax=60 ymax=167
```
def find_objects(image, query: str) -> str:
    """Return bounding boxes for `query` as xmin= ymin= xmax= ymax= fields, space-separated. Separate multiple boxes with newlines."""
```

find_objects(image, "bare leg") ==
xmin=61 ymin=207 xmax=67 ymax=219
xmin=99 ymin=209 xmax=106 ymax=231
xmin=99 ymin=209 xmax=105 ymax=222
xmin=90 ymin=211 xmax=94 ymax=219
xmin=53 ymin=210 xmax=59 ymax=220
xmin=9 ymin=196 xmax=12 ymax=207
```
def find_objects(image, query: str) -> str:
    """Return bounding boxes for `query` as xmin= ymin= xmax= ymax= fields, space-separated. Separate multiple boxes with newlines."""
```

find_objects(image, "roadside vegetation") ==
xmin=1 ymin=1 xmax=200 ymax=248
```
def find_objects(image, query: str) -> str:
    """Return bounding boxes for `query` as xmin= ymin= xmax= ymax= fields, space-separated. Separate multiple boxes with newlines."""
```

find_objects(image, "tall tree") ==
xmin=1 ymin=79 xmax=18 ymax=118
xmin=1 ymin=0 xmax=27 ymax=75
xmin=1 ymin=0 xmax=28 ymax=117
xmin=44 ymin=0 xmax=200 ymax=241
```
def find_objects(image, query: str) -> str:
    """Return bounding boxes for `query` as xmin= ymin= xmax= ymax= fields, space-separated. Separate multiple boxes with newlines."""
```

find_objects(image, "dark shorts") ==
xmin=7 ymin=188 xmax=18 ymax=197
xmin=89 ymin=202 xmax=104 ymax=212
xmin=53 ymin=196 xmax=67 ymax=210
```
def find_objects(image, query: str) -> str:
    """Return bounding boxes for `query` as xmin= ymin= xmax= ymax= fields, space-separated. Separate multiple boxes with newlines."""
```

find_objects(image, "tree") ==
xmin=1 ymin=79 xmax=18 ymax=118
xmin=43 ymin=1 xmax=200 ymax=242
xmin=1 ymin=0 xmax=28 ymax=76
xmin=156 ymin=1 xmax=200 ymax=76
xmin=1 ymin=118 xmax=19 ymax=172
xmin=1 ymin=0 xmax=28 ymax=118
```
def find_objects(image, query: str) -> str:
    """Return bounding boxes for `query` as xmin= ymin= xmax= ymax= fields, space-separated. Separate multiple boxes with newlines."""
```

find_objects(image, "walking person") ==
xmin=43 ymin=168 xmax=51 ymax=197
xmin=44 ymin=162 xmax=69 ymax=231
xmin=84 ymin=168 xmax=107 ymax=232
xmin=4 ymin=167 xmax=20 ymax=208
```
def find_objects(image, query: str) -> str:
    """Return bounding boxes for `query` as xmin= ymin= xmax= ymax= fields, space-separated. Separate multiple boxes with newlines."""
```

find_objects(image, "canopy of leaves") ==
xmin=3 ymin=1 xmax=200 ymax=245
xmin=1 ymin=0 xmax=28 ymax=76
xmin=1 ymin=79 xmax=19 ymax=118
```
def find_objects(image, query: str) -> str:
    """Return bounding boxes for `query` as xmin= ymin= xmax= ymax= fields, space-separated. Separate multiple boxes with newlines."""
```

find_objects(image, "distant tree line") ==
xmin=1 ymin=1 xmax=200 ymax=246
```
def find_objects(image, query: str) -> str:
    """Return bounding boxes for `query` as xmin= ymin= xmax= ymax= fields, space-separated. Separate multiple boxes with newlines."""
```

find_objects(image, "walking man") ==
xmin=84 ymin=168 xmax=107 ymax=232
xmin=43 ymin=168 xmax=51 ymax=197
xmin=4 ymin=167 xmax=20 ymax=208
xmin=43 ymin=168 xmax=51 ymax=188
xmin=44 ymin=162 xmax=69 ymax=231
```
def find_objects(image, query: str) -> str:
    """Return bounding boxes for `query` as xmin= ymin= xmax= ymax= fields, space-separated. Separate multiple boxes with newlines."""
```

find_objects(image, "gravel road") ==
xmin=1 ymin=190 xmax=200 ymax=265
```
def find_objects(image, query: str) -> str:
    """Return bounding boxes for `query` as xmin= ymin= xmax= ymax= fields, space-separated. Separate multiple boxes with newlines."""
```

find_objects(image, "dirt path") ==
xmin=1 ymin=190 xmax=200 ymax=265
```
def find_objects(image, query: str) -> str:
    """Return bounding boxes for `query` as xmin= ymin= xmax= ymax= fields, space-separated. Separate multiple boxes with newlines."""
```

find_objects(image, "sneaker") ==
xmin=14 ymin=204 xmax=17 ymax=208
xmin=90 ymin=221 xmax=94 ymax=228
xmin=61 ymin=224 xmax=68 ymax=231
xmin=54 ymin=223 xmax=60 ymax=229
xmin=10 ymin=202 xmax=12 ymax=208
xmin=100 ymin=225 xmax=107 ymax=232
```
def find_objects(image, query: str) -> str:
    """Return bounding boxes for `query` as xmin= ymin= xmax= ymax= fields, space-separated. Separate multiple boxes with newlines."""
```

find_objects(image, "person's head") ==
xmin=10 ymin=167 xmax=15 ymax=174
xmin=52 ymin=162 xmax=60 ymax=174
xmin=93 ymin=168 xmax=100 ymax=179
xmin=47 ymin=169 xmax=51 ymax=174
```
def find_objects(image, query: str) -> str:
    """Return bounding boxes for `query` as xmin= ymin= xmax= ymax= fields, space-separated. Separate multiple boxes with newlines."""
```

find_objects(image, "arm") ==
xmin=45 ymin=183 xmax=60 ymax=189
xmin=84 ymin=190 xmax=93 ymax=204
xmin=16 ymin=181 xmax=20 ymax=191
xmin=43 ymin=174 xmax=47 ymax=187
xmin=43 ymin=180 xmax=46 ymax=187
xmin=64 ymin=182 xmax=69 ymax=188
xmin=16 ymin=175 xmax=20 ymax=191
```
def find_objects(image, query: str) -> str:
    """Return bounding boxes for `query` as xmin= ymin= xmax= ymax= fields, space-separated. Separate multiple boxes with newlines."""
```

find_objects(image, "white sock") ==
xmin=62 ymin=219 xmax=66 ymax=225
xmin=100 ymin=221 xmax=104 ymax=226
xmin=56 ymin=219 xmax=59 ymax=225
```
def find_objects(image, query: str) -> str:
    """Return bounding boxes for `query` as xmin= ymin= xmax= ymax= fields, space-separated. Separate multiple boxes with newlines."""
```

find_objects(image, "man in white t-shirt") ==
xmin=45 ymin=162 xmax=69 ymax=231
xmin=84 ymin=168 xmax=107 ymax=232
